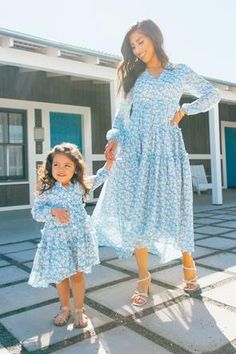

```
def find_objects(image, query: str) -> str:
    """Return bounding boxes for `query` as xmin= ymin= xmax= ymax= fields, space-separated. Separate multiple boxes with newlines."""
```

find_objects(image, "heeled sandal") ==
xmin=131 ymin=272 xmax=152 ymax=307
xmin=183 ymin=263 xmax=202 ymax=296
xmin=73 ymin=308 xmax=88 ymax=328
xmin=53 ymin=306 xmax=71 ymax=326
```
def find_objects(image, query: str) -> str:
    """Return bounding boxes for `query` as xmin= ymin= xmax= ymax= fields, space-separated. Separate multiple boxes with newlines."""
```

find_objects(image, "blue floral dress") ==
xmin=93 ymin=62 xmax=220 ymax=263
xmin=28 ymin=167 xmax=110 ymax=287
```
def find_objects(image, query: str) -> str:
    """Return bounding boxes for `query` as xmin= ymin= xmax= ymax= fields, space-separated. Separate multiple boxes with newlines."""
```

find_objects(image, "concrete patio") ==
xmin=0 ymin=190 xmax=236 ymax=353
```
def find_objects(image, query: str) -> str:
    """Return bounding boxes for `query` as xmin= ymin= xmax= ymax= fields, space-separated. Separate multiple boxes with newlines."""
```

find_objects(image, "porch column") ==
xmin=209 ymin=103 xmax=223 ymax=204
xmin=109 ymin=80 xmax=116 ymax=123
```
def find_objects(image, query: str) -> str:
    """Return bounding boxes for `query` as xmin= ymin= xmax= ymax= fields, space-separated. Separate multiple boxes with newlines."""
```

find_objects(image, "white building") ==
xmin=0 ymin=28 xmax=236 ymax=211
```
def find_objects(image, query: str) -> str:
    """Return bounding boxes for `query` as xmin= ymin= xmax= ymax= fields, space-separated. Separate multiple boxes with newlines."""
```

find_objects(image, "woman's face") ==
xmin=129 ymin=30 xmax=157 ymax=64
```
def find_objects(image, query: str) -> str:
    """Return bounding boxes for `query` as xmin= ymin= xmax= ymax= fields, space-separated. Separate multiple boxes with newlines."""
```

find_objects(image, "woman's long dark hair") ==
xmin=37 ymin=142 xmax=91 ymax=200
xmin=118 ymin=19 xmax=169 ymax=96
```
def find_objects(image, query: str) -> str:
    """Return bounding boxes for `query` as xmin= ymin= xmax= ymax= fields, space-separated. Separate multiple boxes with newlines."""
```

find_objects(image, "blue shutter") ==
xmin=225 ymin=127 xmax=236 ymax=188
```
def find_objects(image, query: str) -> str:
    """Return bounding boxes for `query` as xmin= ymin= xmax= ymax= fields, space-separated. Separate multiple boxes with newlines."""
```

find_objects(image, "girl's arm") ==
xmin=180 ymin=64 xmax=221 ymax=115
xmin=31 ymin=192 xmax=53 ymax=222
xmin=88 ymin=164 xmax=111 ymax=191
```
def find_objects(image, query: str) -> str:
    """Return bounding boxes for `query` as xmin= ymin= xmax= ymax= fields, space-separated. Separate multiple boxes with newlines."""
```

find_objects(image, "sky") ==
xmin=0 ymin=0 xmax=235 ymax=83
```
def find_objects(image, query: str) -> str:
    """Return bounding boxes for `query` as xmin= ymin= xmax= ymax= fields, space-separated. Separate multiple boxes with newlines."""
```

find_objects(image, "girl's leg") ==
xmin=70 ymin=271 xmax=88 ymax=327
xmin=132 ymin=247 xmax=151 ymax=306
xmin=54 ymin=278 xmax=71 ymax=326
xmin=182 ymin=251 xmax=201 ymax=293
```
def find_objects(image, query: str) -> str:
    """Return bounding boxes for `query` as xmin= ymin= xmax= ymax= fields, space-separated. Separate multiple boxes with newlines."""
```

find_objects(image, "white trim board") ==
xmin=0 ymin=47 xmax=116 ymax=81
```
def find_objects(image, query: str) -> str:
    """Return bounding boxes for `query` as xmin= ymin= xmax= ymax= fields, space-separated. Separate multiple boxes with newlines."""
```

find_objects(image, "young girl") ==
xmin=28 ymin=142 xmax=112 ymax=327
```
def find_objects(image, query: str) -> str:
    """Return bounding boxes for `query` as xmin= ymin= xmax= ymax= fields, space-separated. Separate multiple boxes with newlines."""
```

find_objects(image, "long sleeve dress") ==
xmin=28 ymin=167 xmax=110 ymax=287
xmin=92 ymin=62 xmax=221 ymax=263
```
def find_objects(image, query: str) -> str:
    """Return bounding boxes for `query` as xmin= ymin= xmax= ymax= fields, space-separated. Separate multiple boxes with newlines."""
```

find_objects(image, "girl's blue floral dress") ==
xmin=28 ymin=167 xmax=109 ymax=287
xmin=93 ymin=62 xmax=220 ymax=263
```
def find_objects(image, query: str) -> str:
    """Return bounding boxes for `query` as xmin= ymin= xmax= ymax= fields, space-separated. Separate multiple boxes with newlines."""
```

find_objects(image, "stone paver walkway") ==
xmin=0 ymin=206 xmax=236 ymax=353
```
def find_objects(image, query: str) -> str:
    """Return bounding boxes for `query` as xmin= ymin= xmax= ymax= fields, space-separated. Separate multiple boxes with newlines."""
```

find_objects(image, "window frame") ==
xmin=0 ymin=108 xmax=28 ymax=181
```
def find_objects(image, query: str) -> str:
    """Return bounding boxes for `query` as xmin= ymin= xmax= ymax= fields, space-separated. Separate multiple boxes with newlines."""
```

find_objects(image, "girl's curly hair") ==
xmin=36 ymin=143 xmax=91 ymax=201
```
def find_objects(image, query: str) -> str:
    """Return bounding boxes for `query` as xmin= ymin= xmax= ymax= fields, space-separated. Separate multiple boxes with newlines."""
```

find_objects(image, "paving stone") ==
xmin=194 ymin=218 xmax=224 ymax=225
xmin=23 ymin=261 xmax=33 ymax=267
xmin=135 ymin=297 xmax=236 ymax=353
xmin=194 ymin=212 xmax=215 ymax=218
xmin=194 ymin=233 xmax=210 ymax=241
xmin=151 ymin=264 xmax=231 ymax=289
xmin=198 ymin=253 xmax=236 ymax=273
xmin=0 ymin=282 xmax=56 ymax=315
xmin=1 ymin=303 xmax=112 ymax=352
xmin=192 ymin=245 xmax=217 ymax=258
xmin=0 ymin=266 xmax=28 ymax=285
xmin=86 ymin=265 xmax=127 ymax=289
xmin=98 ymin=247 xmax=117 ymax=261
xmin=87 ymin=279 xmax=182 ymax=316
xmin=208 ymin=210 xmax=233 ymax=215
xmin=196 ymin=236 xmax=236 ymax=250
xmin=216 ymin=220 xmax=236 ymax=228
xmin=7 ymin=249 xmax=36 ymax=262
xmin=194 ymin=225 xmax=230 ymax=235
xmin=220 ymin=230 xmax=236 ymax=239
xmin=204 ymin=280 xmax=236 ymax=308
xmin=210 ymin=214 xmax=236 ymax=220
xmin=0 ymin=260 xmax=9 ymax=267
xmin=0 ymin=242 xmax=36 ymax=254
xmin=57 ymin=326 xmax=172 ymax=354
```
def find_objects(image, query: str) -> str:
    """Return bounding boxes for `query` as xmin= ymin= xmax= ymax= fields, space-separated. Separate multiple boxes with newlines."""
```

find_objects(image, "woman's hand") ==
xmin=104 ymin=140 xmax=118 ymax=161
xmin=51 ymin=208 xmax=70 ymax=224
xmin=104 ymin=160 xmax=114 ymax=170
xmin=170 ymin=110 xmax=185 ymax=126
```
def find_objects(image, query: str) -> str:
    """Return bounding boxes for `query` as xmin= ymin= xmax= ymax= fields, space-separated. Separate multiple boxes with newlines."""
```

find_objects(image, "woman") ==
xmin=93 ymin=19 xmax=220 ymax=306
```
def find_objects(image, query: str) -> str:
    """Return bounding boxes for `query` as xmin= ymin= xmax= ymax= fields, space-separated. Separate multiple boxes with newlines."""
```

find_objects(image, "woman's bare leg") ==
xmin=133 ymin=248 xmax=151 ymax=305
xmin=182 ymin=251 xmax=198 ymax=289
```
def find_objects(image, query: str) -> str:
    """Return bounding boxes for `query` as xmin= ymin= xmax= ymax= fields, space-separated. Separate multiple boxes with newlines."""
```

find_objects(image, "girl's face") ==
xmin=52 ymin=153 xmax=76 ymax=186
xmin=129 ymin=30 xmax=157 ymax=65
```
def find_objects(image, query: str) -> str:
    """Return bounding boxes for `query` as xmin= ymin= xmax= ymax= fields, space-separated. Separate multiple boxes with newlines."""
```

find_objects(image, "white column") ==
xmin=209 ymin=104 xmax=223 ymax=204
xmin=109 ymin=80 xmax=116 ymax=123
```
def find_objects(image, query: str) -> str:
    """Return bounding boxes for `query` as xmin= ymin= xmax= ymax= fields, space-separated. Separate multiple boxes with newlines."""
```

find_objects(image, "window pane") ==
xmin=0 ymin=145 xmax=6 ymax=176
xmin=8 ymin=145 xmax=23 ymax=176
xmin=0 ymin=112 xmax=8 ymax=143
xmin=9 ymin=113 xmax=23 ymax=143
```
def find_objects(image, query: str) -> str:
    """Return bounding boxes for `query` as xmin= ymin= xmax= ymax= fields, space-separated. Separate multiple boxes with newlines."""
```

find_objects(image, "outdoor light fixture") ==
xmin=34 ymin=127 xmax=45 ymax=141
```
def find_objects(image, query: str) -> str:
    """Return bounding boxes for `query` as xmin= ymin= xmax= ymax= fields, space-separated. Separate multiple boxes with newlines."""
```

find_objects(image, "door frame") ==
xmin=221 ymin=120 xmax=236 ymax=188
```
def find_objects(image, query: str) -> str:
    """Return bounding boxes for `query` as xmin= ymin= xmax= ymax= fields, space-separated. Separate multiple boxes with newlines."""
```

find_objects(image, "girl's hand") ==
xmin=170 ymin=110 xmax=185 ymax=126
xmin=104 ymin=140 xmax=118 ymax=161
xmin=51 ymin=208 xmax=70 ymax=224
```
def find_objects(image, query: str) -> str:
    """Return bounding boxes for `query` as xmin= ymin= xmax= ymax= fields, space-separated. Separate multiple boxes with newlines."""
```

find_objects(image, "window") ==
xmin=0 ymin=110 xmax=27 ymax=180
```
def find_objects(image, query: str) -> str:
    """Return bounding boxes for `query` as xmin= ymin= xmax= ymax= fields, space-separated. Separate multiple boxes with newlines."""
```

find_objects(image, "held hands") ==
xmin=51 ymin=208 xmax=70 ymax=224
xmin=104 ymin=140 xmax=118 ymax=170
xmin=170 ymin=110 xmax=186 ymax=126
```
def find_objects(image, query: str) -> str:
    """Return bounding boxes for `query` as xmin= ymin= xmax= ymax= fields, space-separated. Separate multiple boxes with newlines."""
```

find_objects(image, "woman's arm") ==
xmin=180 ymin=64 xmax=221 ymax=115
xmin=106 ymin=90 xmax=133 ymax=145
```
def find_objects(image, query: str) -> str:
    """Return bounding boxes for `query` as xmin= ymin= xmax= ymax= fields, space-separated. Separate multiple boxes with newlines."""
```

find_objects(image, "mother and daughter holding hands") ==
xmin=28 ymin=19 xmax=220 ymax=327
